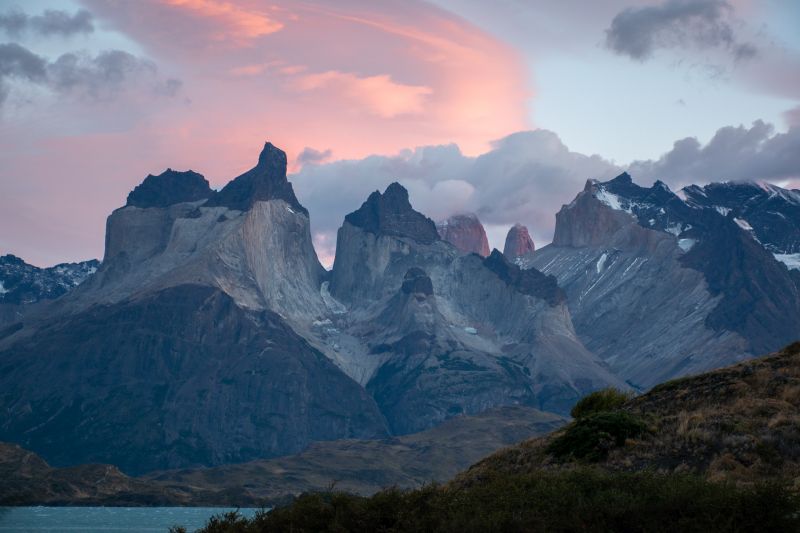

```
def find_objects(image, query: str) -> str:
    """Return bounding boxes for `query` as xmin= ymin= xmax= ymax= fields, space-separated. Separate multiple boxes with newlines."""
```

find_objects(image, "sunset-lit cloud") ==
xmin=292 ymin=70 xmax=433 ymax=118
xmin=2 ymin=0 xmax=798 ymax=268
xmin=0 ymin=0 xmax=530 ymax=265
xmin=162 ymin=0 xmax=283 ymax=43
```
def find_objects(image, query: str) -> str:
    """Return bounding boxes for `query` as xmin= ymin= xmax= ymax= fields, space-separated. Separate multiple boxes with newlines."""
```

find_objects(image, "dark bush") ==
xmin=546 ymin=411 xmax=648 ymax=461
xmin=193 ymin=469 xmax=800 ymax=533
xmin=570 ymin=387 xmax=632 ymax=419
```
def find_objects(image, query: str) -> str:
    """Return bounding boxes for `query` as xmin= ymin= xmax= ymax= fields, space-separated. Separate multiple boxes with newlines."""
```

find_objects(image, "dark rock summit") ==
xmin=126 ymin=169 xmax=213 ymax=208
xmin=436 ymin=214 xmax=490 ymax=256
xmin=503 ymin=224 xmax=535 ymax=262
xmin=483 ymin=250 xmax=563 ymax=305
xmin=205 ymin=142 xmax=308 ymax=214
xmin=344 ymin=182 xmax=439 ymax=244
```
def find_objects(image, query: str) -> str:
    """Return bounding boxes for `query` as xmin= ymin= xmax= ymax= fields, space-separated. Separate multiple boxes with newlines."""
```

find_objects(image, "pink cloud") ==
xmin=163 ymin=0 xmax=283 ymax=44
xmin=292 ymin=70 xmax=433 ymax=118
xmin=0 ymin=0 xmax=531 ymax=265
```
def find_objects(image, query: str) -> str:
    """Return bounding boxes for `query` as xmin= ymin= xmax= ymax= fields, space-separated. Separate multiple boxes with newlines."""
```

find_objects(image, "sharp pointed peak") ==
xmin=205 ymin=142 xmax=307 ymax=214
xmin=344 ymin=181 xmax=439 ymax=244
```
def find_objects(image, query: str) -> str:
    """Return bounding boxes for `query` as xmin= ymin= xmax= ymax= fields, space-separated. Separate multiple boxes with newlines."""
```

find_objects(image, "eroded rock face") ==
xmin=436 ymin=214 xmax=490 ymax=257
xmin=503 ymin=224 xmax=535 ymax=263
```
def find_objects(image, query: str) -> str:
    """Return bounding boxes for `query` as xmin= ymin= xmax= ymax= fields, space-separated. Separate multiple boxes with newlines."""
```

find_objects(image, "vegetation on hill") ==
xmin=187 ymin=469 xmax=798 ymax=532
xmin=190 ymin=342 xmax=800 ymax=532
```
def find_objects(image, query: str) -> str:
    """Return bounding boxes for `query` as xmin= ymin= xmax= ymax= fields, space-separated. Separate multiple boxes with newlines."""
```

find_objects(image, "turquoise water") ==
xmin=0 ymin=507 xmax=259 ymax=532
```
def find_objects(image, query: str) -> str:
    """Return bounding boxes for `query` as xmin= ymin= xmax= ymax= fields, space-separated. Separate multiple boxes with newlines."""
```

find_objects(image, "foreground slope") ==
xmin=460 ymin=341 xmax=800 ymax=487
xmin=191 ymin=343 xmax=800 ymax=532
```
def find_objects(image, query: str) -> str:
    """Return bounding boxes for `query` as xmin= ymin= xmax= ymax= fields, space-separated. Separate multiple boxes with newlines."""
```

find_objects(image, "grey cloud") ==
xmin=292 ymin=130 xmax=620 ymax=261
xmin=0 ymin=8 xmax=93 ymax=37
xmin=0 ymin=43 xmax=181 ymax=107
xmin=48 ymin=50 xmax=157 ymax=99
xmin=294 ymin=123 xmax=800 ymax=264
xmin=0 ymin=42 xmax=47 ymax=104
xmin=297 ymin=147 xmax=333 ymax=166
xmin=628 ymin=121 xmax=800 ymax=189
xmin=0 ymin=10 xmax=26 ymax=36
xmin=605 ymin=0 xmax=755 ymax=61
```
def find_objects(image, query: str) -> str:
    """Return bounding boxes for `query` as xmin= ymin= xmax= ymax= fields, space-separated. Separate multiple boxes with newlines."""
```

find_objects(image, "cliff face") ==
xmin=436 ymin=214 xmax=490 ymax=257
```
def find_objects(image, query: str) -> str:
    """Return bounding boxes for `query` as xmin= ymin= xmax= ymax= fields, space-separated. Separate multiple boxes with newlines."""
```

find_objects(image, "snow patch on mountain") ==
xmin=594 ymin=187 xmax=625 ymax=212
xmin=596 ymin=252 xmax=608 ymax=273
xmin=774 ymin=253 xmax=800 ymax=271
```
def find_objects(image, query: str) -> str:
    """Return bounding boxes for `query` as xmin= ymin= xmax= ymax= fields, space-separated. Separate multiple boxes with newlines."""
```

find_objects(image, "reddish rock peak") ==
xmin=436 ymin=213 xmax=490 ymax=257
xmin=503 ymin=224 xmax=535 ymax=261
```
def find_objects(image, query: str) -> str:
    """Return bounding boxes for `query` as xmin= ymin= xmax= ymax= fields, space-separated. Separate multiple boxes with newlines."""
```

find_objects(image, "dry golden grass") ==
xmin=459 ymin=342 xmax=800 ymax=489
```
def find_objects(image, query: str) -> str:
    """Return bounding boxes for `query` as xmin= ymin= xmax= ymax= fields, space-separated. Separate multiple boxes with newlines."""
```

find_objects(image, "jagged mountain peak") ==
xmin=595 ymin=173 xmax=677 ymax=207
xmin=257 ymin=141 xmax=287 ymax=168
xmin=126 ymin=169 xmax=212 ymax=209
xmin=503 ymin=223 xmax=535 ymax=262
xmin=680 ymin=180 xmax=800 ymax=257
xmin=344 ymin=182 xmax=439 ymax=244
xmin=205 ymin=142 xmax=308 ymax=214
xmin=609 ymin=171 xmax=632 ymax=184
xmin=436 ymin=213 xmax=490 ymax=257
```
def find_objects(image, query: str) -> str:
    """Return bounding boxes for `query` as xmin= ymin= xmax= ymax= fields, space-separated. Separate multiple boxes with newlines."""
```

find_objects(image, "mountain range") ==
xmin=1 ymin=142 xmax=798 ymax=477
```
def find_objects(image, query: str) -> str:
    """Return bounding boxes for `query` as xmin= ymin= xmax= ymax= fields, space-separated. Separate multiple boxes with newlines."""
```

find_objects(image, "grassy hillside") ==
xmin=191 ymin=342 xmax=800 ymax=532
xmin=461 ymin=341 xmax=800 ymax=488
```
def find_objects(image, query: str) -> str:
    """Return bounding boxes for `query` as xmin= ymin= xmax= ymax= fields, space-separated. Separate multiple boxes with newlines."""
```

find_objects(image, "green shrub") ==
xmin=546 ymin=411 xmax=648 ymax=462
xmin=194 ymin=469 xmax=800 ymax=533
xmin=570 ymin=387 xmax=632 ymax=419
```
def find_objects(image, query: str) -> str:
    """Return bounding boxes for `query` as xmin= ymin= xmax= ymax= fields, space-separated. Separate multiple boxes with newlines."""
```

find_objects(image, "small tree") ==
xmin=570 ymin=388 xmax=632 ymax=419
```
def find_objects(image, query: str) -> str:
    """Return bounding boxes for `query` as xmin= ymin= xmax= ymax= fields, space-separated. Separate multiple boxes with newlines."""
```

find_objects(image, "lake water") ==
xmin=0 ymin=507 xmax=260 ymax=532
